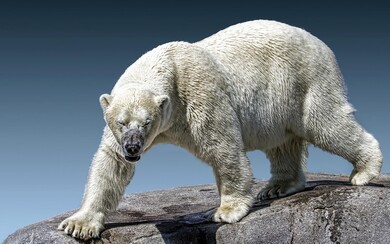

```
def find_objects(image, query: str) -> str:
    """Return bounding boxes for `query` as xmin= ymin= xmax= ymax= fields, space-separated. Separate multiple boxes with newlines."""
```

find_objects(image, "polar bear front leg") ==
xmin=206 ymin=152 xmax=254 ymax=223
xmin=58 ymin=138 xmax=134 ymax=240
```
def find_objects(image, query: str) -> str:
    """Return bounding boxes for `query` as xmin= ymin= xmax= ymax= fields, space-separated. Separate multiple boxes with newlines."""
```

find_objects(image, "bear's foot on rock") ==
xmin=206 ymin=198 xmax=251 ymax=223
xmin=58 ymin=211 xmax=105 ymax=240
xmin=350 ymin=169 xmax=379 ymax=186
xmin=257 ymin=181 xmax=305 ymax=200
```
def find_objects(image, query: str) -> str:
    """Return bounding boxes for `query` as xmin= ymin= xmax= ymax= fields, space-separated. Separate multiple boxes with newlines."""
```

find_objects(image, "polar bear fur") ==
xmin=58 ymin=20 xmax=383 ymax=240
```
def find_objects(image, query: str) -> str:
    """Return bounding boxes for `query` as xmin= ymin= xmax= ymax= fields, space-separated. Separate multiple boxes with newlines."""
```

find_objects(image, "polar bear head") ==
xmin=99 ymin=90 xmax=171 ymax=163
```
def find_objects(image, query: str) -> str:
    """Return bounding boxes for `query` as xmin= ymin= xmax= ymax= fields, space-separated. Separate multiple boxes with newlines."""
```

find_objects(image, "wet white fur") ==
xmin=58 ymin=20 xmax=383 ymax=240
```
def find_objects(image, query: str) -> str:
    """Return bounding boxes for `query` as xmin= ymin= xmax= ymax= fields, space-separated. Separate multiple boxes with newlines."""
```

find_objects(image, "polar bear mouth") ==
xmin=125 ymin=155 xmax=141 ymax=162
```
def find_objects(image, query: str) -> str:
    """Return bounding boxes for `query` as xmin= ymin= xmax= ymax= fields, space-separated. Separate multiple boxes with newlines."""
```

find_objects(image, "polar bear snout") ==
xmin=125 ymin=143 xmax=141 ymax=155
xmin=123 ymin=142 xmax=143 ymax=162
xmin=121 ymin=130 xmax=144 ymax=162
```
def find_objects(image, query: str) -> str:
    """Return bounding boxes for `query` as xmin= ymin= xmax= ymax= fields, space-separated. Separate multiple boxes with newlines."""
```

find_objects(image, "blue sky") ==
xmin=1 ymin=1 xmax=389 ymax=241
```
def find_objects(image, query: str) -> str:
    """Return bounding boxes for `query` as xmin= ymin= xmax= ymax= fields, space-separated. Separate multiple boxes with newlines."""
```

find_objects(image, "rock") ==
xmin=5 ymin=173 xmax=390 ymax=244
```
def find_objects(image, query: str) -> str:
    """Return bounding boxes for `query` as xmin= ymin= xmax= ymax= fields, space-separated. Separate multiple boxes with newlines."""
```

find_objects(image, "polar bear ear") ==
xmin=154 ymin=95 xmax=170 ymax=110
xmin=99 ymin=94 xmax=113 ymax=113
xmin=154 ymin=95 xmax=172 ymax=126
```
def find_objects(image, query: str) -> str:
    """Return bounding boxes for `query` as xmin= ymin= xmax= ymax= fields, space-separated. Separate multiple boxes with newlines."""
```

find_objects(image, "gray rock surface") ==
xmin=5 ymin=173 xmax=390 ymax=244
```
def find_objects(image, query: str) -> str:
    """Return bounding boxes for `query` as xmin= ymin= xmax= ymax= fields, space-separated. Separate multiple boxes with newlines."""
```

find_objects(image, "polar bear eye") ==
xmin=143 ymin=119 xmax=151 ymax=126
xmin=117 ymin=121 xmax=127 ymax=127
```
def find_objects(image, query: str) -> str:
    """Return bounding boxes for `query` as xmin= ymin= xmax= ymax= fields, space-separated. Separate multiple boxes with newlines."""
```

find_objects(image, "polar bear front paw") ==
xmin=58 ymin=211 xmax=104 ymax=240
xmin=258 ymin=182 xmax=305 ymax=200
xmin=207 ymin=201 xmax=250 ymax=223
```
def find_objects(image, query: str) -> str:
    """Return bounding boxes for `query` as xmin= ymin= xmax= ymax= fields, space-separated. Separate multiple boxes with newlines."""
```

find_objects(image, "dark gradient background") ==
xmin=1 ymin=1 xmax=389 ymax=240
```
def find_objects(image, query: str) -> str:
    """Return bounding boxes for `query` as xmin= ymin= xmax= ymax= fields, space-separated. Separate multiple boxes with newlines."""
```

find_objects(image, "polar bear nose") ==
xmin=125 ymin=144 xmax=141 ymax=155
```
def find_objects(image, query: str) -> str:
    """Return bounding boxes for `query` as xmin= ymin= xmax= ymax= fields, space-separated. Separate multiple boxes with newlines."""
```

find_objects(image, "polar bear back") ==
xmin=196 ymin=20 xmax=340 ymax=87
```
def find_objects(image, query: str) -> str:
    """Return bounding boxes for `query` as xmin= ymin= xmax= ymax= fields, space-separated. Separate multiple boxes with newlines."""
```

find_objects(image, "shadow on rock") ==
xmin=305 ymin=179 xmax=384 ymax=189
xmin=155 ymin=210 xmax=220 ymax=244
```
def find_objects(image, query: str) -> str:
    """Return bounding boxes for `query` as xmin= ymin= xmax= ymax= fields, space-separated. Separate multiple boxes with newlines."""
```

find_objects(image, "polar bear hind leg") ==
xmin=303 ymin=91 xmax=383 ymax=186
xmin=258 ymin=138 xmax=308 ymax=200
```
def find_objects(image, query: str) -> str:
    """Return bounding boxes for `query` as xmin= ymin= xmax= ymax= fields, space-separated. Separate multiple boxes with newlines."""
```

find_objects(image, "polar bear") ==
xmin=58 ymin=20 xmax=383 ymax=240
